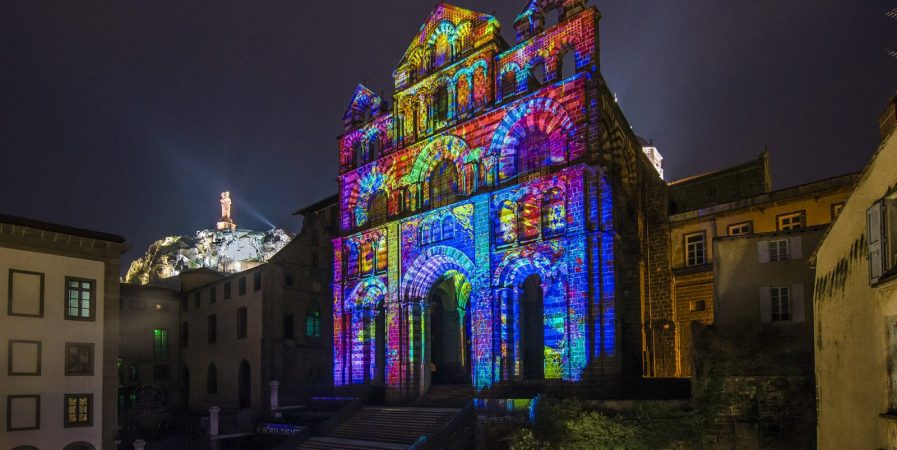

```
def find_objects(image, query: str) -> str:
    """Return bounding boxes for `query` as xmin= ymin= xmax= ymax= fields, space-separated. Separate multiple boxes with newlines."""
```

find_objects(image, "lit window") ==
xmin=64 ymin=394 xmax=92 ymax=427
xmin=777 ymin=211 xmax=804 ymax=230
xmin=727 ymin=222 xmax=752 ymax=236
xmin=153 ymin=329 xmax=169 ymax=359
xmin=306 ymin=305 xmax=321 ymax=338
xmin=770 ymin=286 xmax=791 ymax=322
xmin=685 ymin=232 xmax=706 ymax=266
xmin=65 ymin=278 xmax=94 ymax=321
xmin=237 ymin=307 xmax=248 ymax=339
xmin=768 ymin=239 xmax=789 ymax=262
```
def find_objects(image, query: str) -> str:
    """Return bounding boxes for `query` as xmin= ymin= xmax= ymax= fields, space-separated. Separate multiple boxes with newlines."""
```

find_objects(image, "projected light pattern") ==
xmin=332 ymin=0 xmax=617 ymax=398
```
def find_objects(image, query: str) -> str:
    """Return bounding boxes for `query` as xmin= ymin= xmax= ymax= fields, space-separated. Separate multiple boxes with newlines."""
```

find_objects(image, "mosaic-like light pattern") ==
xmin=332 ymin=0 xmax=612 ymax=397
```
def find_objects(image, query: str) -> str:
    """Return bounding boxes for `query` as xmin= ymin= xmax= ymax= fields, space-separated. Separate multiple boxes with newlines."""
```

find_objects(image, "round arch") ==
xmin=490 ymin=98 xmax=575 ymax=181
xmin=400 ymin=245 xmax=477 ymax=302
xmin=63 ymin=443 xmax=95 ymax=450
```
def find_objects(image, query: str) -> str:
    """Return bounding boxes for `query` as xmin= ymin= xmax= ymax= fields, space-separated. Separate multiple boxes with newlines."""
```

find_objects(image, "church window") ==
xmin=360 ymin=240 xmax=374 ymax=276
xmin=429 ymin=160 xmax=459 ymax=208
xmin=494 ymin=200 xmax=518 ymax=246
xmin=346 ymin=242 xmax=359 ymax=279
xmin=435 ymin=86 xmax=449 ymax=123
xmin=442 ymin=215 xmax=455 ymax=240
xmin=375 ymin=235 xmax=388 ymax=273
xmin=542 ymin=188 xmax=566 ymax=237
xmin=501 ymin=71 xmax=518 ymax=100
xmin=518 ymin=195 xmax=541 ymax=242
xmin=517 ymin=131 xmax=551 ymax=181
xmin=369 ymin=191 xmax=388 ymax=226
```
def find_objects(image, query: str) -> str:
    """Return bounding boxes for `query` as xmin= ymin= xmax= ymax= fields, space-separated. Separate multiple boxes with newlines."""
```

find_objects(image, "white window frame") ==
xmin=685 ymin=232 xmax=706 ymax=266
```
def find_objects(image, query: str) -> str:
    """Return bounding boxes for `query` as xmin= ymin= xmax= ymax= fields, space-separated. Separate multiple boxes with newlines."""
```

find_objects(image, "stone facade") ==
xmin=331 ymin=0 xmax=670 ymax=401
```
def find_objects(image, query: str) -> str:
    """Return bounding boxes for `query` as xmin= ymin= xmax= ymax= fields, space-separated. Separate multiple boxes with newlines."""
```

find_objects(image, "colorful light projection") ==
xmin=333 ymin=0 xmax=613 ymax=397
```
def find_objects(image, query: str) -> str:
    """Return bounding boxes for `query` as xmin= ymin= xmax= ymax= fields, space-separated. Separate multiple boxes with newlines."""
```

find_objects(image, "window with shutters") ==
xmin=759 ymin=237 xmax=802 ymax=263
xmin=770 ymin=286 xmax=791 ymax=321
xmin=768 ymin=239 xmax=789 ymax=262
xmin=684 ymin=232 xmax=706 ymax=266
xmin=761 ymin=284 xmax=804 ymax=323
xmin=868 ymin=194 xmax=897 ymax=284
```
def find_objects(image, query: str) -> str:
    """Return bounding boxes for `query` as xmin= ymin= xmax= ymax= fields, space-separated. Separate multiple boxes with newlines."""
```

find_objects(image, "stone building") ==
xmin=331 ymin=0 xmax=672 ymax=402
xmin=117 ymin=284 xmax=183 ymax=421
xmin=814 ymin=95 xmax=897 ymax=448
xmin=178 ymin=197 xmax=337 ymax=412
xmin=0 ymin=214 xmax=128 ymax=450
xmin=668 ymin=156 xmax=856 ymax=377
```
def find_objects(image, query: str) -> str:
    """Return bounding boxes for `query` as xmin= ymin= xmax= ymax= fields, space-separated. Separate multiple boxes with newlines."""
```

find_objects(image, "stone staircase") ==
xmin=297 ymin=406 xmax=461 ymax=449
xmin=411 ymin=384 xmax=474 ymax=408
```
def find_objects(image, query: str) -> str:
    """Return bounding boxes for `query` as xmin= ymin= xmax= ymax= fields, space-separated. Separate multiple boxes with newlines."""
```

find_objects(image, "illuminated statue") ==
xmin=217 ymin=191 xmax=236 ymax=231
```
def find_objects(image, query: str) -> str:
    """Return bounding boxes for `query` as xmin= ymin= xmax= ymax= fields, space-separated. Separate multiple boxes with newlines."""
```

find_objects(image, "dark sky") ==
xmin=1 ymin=0 xmax=895 ymax=270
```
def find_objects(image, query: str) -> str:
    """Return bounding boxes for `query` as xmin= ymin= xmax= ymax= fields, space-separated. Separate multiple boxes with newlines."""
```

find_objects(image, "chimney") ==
xmin=879 ymin=93 xmax=897 ymax=139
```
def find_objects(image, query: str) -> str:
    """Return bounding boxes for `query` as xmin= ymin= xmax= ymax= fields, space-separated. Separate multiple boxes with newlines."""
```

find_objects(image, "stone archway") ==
xmin=401 ymin=245 xmax=478 ymax=393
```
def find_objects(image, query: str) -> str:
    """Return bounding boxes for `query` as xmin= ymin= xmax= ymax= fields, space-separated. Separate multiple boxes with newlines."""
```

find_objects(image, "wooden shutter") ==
xmin=791 ymin=283 xmax=805 ymax=322
xmin=759 ymin=287 xmax=772 ymax=323
xmin=789 ymin=237 xmax=803 ymax=260
xmin=869 ymin=201 xmax=884 ymax=283
xmin=758 ymin=240 xmax=770 ymax=263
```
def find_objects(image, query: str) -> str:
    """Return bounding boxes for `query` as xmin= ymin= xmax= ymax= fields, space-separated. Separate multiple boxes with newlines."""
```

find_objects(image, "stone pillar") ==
xmin=270 ymin=380 xmax=280 ymax=411
xmin=209 ymin=406 xmax=220 ymax=436
xmin=132 ymin=440 xmax=146 ymax=450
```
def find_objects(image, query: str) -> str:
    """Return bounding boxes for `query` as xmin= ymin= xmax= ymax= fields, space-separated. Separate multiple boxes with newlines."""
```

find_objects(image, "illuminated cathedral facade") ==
xmin=332 ymin=0 xmax=672 ymax=400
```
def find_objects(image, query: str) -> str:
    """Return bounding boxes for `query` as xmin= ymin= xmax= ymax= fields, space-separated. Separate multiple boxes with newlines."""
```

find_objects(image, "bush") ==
xmin=507 ymin=396 xmax=701 ymax=450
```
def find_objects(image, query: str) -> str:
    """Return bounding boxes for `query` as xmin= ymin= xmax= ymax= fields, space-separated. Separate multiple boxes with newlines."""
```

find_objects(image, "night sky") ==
xmin=1 ymin=1 xmax=895 ymax=271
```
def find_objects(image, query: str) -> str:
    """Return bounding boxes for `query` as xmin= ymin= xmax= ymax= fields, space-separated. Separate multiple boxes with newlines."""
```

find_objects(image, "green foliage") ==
xmin=507 ymin=396 xmax=704 ymax=450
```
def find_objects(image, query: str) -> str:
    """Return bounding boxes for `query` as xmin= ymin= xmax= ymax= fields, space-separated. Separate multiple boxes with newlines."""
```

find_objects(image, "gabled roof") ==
xmin=396 ymin=3 xmax=495 ymax=69
xmin=342 ymin=84 xmax=383 ymax=122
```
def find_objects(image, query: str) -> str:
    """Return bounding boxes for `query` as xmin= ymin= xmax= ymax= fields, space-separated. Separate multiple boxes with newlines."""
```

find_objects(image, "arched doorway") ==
xmin=428 ymin=273 xmax=472 ymax=384
xmin=63 ymin=443 xmax=95 ymax=450
xmin=519 ymin=274 xmax=545 ymax=380
xmin=238 ymin=360 xmax=250 ymax=409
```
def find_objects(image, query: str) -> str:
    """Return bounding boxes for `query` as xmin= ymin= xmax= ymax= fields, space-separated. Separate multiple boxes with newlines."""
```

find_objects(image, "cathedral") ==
xmin=332 ymin=0 xmax=672 ymax=401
